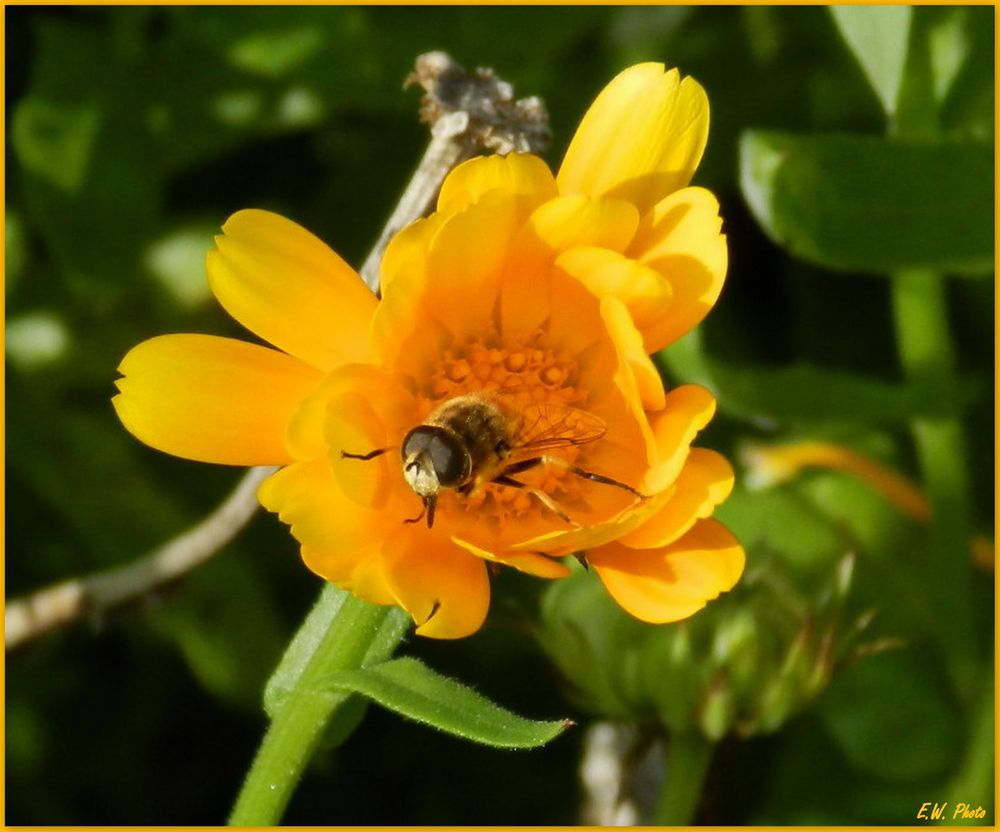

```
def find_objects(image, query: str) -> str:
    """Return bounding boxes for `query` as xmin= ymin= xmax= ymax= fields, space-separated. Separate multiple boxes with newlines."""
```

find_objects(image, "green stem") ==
xmin=229 ymin=588 xmax=410 ymax=825
xmin=890 ymin=269 xmax=976 ymax=696
xmin=945 ymin=666 xmax=995 ymax=824
xmin=652 ymin=731 xmax=715 ymax=825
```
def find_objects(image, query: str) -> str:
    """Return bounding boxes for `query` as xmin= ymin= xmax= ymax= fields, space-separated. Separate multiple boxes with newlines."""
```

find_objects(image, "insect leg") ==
xmin=538 ymin=455 xmax=647 ymax=499
xmin=500 ymin=455 xmax=646 ymax=500
xmin=341 ymin=448 xmax=390 ymax=461
xmin=499 ymin=457 xmax=544 ymax=476
xmin=493 ymin=474 xmax=580 ymax=528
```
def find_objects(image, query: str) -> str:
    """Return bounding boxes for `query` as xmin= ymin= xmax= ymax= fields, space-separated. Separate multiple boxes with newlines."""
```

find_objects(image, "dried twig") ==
xmin=5 ymin=466 xmax=276 ymax=651
xmin=6 ymin=51 xmax=551 ymax=652
xmin=359 ymin=51 xmax=550 ymax=289
xmin=580 ymin=722 xmax=664 ymax=825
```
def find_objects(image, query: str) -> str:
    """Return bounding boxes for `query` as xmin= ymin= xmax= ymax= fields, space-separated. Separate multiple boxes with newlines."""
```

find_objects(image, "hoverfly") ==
xmin=342 ymin=392 xmax=644 ymax=528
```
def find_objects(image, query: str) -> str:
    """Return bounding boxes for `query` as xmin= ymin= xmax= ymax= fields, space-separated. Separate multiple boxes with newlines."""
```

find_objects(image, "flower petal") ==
xmin=371 ymin=255 xmax=452 ymax=378
xmin=510 ymin=497 xmax=655 ymax=558
xmin=283 ymin=362 xmax=416 ymax=510
xmin=507 ymin=454 xmax=672 ymax=558
xmin=286 ymin=363 xmax=414 ymax=461
xmin=644 ymin=385 xmax=717 ymax=494
xmin=424 ymin=190 xmax=518 ymax=341
xmin=589 ymin=518 xmax=744 ymax=623
xmin=540 ymin=275 xmax=658 ymax=481
xmin=500 ymin=197 xmax=639 ymax=336
xmin=258 ymin=459 xmax=383 ymax=562
xmin=438 ymin=152 xmax=557 ymax=215
xmin=207 ymin=209 xmax=376 ymax=371
xmin=325 ymin=391 xmax=395 ymax=509
xmin=598 ymin=292 xmax=666 ymax=412
xmin=379 ymin=213 xmax=445 ymax=300
xmin=113 ymin=334 xmax=322 ymax=465
xmin=557 ymin=63 xmax=709 ymax=215
xmin=526 ymin=196 xmax=640 ymax=257
xmin=543 ymin=270 xmax=617 ymax=401
xmin=376 ymin=191 xmax=523 ymax=371
xmin=452 ymin=536 xmax=571 ymax=579
xmin=301 ymin=546 xmax=396 ymax=607
xmin=628 ymin=187 xmax=727 ymax=351
xmin=382 ymin=530 xmax=491 ymax=639
xmin=621 ymin=448 xmax=735 ymax=549
xmin=558 ymin=246 xmax=674 ymax=359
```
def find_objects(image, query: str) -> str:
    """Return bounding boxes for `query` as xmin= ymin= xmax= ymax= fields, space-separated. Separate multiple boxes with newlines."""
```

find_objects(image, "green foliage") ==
xmin=820 ymin=650 xmax=962 ymax=782
xmin=739 ymin=131 xmax=993 ymax=274
xmin=149 ymin=552 xmax=287 ymax=712
xmin=228 ymin=588 xmax=409 ymax=826
xmin=830 ymin=6 xmax=913 ymax=117
xmin=660 ymin=328 xmax=977 ymax=427
xmin=264 ymin=583 xmax=410 ymax=719
xmin=325 ymin=657 xmax=571 ymax=749
xmin=540 ymin=554 xmax=885 ymax=741
xmin=7 ymin=4 xmax=993 ymax=826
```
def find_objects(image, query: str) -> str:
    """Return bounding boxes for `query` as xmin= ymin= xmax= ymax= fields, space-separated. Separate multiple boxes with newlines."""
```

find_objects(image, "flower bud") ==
xmin=539 ymin=553 xmax=891 ymax=739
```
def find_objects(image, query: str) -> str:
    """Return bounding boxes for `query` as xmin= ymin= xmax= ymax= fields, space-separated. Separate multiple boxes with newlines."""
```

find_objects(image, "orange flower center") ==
xmin=412 ymin=329 xmax=595 ymax=524
xmin=424 ymin=329 xmax=581 ymax=405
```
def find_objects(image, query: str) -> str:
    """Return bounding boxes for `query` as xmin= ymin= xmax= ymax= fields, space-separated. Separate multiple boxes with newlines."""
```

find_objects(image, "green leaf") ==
xmin=5 ymin=211 xmax=27 ymax=292
xmin=739 ymin=130 xmax=993 ymax=274
xmin=325 ymin=657 xmax=572 ymax=749
xmin=230 ymin=593 xmax=404 ymax=825
xmin=12 ymin=98 xmax=101 ymax=193
xmin=659 ymin=329 xmax=974 ymax=427
xmin=227 ymin=25 xmax=326 ymax=78
xmin=539 ymin=565 xmax=651 ymax=720
xmin=820 ymin=650 xmax=962 ymax=782
xmin=13 ymin=19 xmax=160 ymax=292
xmin=830 ymin=6 xmax=913 ymax=118
xmin=938 ymin=7 xmax=995 ymax=141
xmin=926 ymin=8 xmax=973 ymax=106
xmin=708 ymin=362 xmax=953 ymax=424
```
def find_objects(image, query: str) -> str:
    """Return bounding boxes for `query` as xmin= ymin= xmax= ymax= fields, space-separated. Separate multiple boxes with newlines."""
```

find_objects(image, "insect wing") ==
xmin=509 ymin=402 xmax=606 ymax=453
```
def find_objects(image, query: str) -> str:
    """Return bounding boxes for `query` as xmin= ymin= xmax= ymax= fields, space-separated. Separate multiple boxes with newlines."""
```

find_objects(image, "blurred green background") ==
xmin=6 ymin=5 xmax=994 ymax=825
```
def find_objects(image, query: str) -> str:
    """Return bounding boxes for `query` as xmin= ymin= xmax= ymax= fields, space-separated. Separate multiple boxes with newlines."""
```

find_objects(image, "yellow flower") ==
xmin=113 ymin=63 xmax=743 ymax=638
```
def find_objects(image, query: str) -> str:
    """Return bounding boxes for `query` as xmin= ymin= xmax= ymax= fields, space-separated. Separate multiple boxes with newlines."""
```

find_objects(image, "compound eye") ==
xmin=426 ymin=433 xmax=468 ymax=487
xmin=401 ymin=427 xmax=470 ymax=488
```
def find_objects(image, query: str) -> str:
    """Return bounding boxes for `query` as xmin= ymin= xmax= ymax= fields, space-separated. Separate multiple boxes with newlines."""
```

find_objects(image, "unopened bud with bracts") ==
xmin=538 ymin=552 xmax=896 ymax=740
